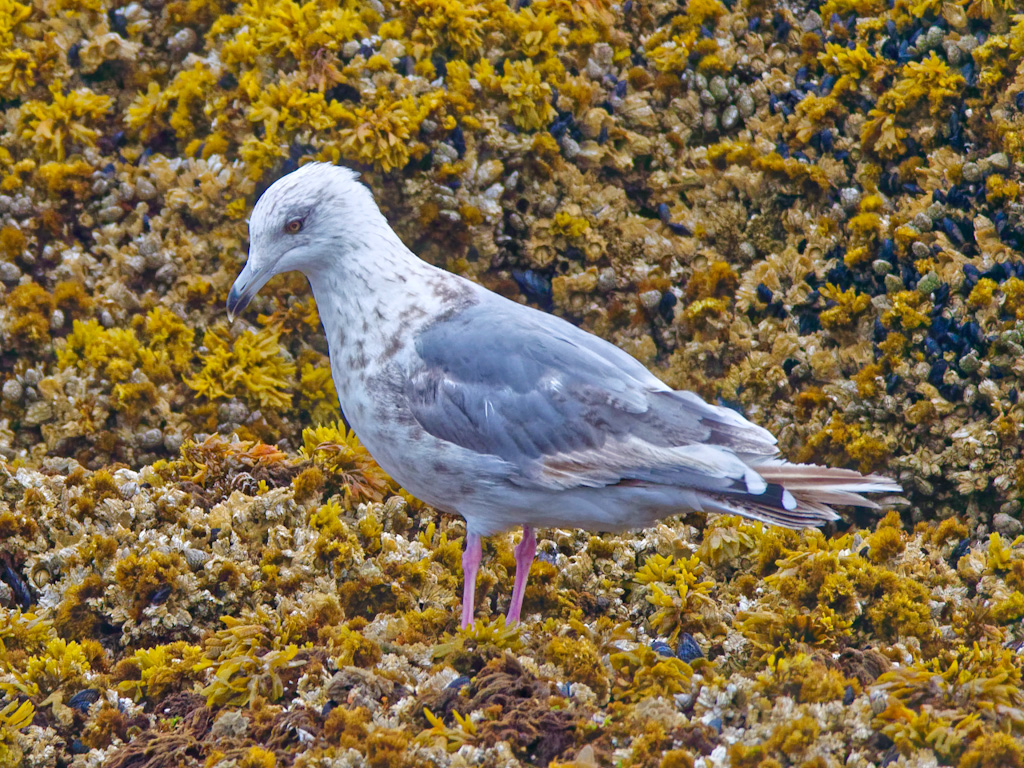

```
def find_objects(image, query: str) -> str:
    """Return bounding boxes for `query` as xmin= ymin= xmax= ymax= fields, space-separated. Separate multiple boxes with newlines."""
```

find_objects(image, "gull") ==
xmin=227 ymin=163 xmax=901 ymax=629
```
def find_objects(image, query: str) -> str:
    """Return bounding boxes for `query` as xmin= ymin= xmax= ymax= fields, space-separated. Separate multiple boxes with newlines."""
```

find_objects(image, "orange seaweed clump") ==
xmin=51 ymin=280 xmax=93 ymax=319
xmin=113 ymin=551 xmax=187 ymax=621
xmin=300 ymin=422 xmax=393 ymax=506
xmin=5 ymin=281 xmax=52 ymax=350
xmin=685 ymin=261 xmax=739 ymax=301
xmin=865 ymin=510 xmax=906 ymax=562
xmin=967 ymin=277 xmax=998 ymax=308
xmin=114 ymin=641 xmax=205 ymax=703
xmin=239 ymin=746 xmax=277 ymax=768
xmin=882 ymin=290 xmax=931 ymax=330
xmin=819 ymin=283 xmax=870 ymax=329
xmin=756 ymin=652 xmax=853 ymax=704
xmin=730 ymin=715 xmax=821 ymax=768
xmin=0 ymin=225 xmax=26 ymax=259
xmin=308 ymin=498 xmax=360 ymax=568
xmin=54 ymin=573 xmax=106 ymax=641
xmin=0 ymin=699 xmax=34 ymax=766
xmin=18 ymin=81 xmax=113 ymax=160
xmin=197 ymin=616 xmax=305 ymax=708
xmin=187 ymin=326 xmax=296 ymax=410
xmin=544 ymin=632 xmax=609 ymax=700
xmin=324 ymin=705 xmax=370 ymax=748
xmin=795 ymin=413 xmax=890 ymax=474
xmin=609 ymin=643 xmax=697 ymax=703
xmin=852 ymin=363 xmax=883 ymax=398
xmin=958 ymin=732 xmax=1024 ymax=768
xmin=872 ymin=645 xmax=1024 ymax=761
xmin=291 ymin=465 xmax=325 ymax=503
xmin=930 ymin=517 xmax=969 ymax=546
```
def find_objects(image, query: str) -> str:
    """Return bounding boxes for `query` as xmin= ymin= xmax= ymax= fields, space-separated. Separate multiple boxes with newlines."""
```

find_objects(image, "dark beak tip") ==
xmin=226 ymin=286 xmax=247 ymax=322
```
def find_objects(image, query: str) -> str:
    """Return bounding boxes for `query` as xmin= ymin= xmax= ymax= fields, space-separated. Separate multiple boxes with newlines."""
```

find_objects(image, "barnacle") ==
xmin=0 ymin=0 xmax=1023 ymax=762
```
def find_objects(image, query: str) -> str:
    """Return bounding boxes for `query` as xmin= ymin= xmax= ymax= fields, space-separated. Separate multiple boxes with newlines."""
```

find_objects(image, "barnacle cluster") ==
xmin=2 ymin=0 xmax=1024 ymax=764
xmin=5 ymin=455 xmax=1024 ymax=767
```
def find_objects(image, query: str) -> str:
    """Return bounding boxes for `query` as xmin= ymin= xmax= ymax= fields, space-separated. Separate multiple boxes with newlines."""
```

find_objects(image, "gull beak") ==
xmin=226 ymin=267 xmax=251 ymax=322
xmin=226 ymin=260 xmax=273 ymax=322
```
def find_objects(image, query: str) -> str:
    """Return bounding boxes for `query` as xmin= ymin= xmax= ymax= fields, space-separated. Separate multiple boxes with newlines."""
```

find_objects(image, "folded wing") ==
xmin=404 ymin=301 xmax=793 ymax=507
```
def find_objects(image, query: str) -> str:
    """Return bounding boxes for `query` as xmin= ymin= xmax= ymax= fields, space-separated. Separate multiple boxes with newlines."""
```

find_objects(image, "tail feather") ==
xmin=706 ymin=459 xmax=902 ymax=530
xmin=799 ymin=490 xmax=882 ymax=508
xmin=753 ymin=459 xmax=901 ymax=496
xmin=702 ymin=494 xmax=840 ymax=529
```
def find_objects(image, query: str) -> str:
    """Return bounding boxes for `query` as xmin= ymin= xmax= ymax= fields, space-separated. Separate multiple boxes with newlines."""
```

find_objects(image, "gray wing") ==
xmin=404 ymin=300 xmax=780 ymax=496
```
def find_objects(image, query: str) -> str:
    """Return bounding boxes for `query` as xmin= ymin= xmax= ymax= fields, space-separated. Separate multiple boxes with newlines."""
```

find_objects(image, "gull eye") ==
xmin=284 ymin=218 xmax=304 ymax=234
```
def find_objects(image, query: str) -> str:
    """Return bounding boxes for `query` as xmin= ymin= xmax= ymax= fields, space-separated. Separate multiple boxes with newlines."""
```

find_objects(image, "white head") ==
xmin=226 ymin=163 xmax=382 ymax=319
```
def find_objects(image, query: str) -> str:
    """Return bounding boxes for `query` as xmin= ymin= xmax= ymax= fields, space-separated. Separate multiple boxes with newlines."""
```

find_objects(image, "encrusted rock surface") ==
xmin=1 ymin=0 xmax=1024 ymax=766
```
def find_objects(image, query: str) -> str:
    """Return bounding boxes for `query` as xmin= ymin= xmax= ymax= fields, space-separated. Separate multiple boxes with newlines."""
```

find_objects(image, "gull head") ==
xmin=227 ymin=162 xmax=377 ymax=320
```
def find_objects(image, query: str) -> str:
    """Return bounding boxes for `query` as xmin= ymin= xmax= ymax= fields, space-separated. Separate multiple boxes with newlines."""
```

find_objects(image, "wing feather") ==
xmin=404 ymin=300 xmax=776 ymax=497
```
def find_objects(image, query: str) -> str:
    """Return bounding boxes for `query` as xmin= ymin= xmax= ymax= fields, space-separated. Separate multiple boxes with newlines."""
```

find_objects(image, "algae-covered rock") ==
xmin=2 ymin=0 xmax=1024 ymax=764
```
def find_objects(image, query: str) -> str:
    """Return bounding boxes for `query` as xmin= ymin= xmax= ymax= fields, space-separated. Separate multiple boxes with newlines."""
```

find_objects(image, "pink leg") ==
xmin=506 ymin=526 xmax=536 ymax=625
xmin=461 ymin=533 xmax=482 ymax=629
